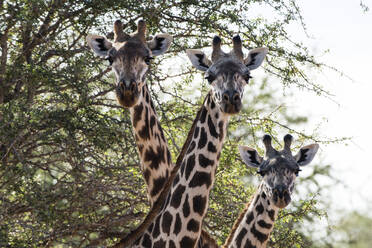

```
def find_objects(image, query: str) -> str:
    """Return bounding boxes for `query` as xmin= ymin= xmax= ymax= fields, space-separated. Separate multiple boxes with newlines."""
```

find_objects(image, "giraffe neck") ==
xmin=135 ymin=92 xmax=229 ymax=247
xmin=225 ymin=183 xmax=279 ymax=248
xmin=129 ymin=84 xmax=173 ymax=205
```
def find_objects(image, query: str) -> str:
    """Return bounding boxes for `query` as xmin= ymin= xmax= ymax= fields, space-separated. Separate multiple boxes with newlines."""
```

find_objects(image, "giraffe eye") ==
xmin=144 ymin=56 xmax=154 ymax=65
xmin=205 ymin=74 xmax=215 ymax=83
xmin=106 ymin=48 xmax=117 ymax=66
xmin=105 ymin=56 xmax=114 ymax=65
xmin=243 ymin=73 xmax=252 ymax=82
xmin=257 ymin=170 xmax=266 ymax=177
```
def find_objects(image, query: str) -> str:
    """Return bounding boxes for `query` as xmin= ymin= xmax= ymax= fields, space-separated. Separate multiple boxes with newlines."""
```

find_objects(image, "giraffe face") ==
xmin=186 ymin=36 xmax=268 ymax=115
xmin=259 ymin=156 xmax=299 ymax=208
xmin=206 ymin=59 xmax=248 ymax=114
xmin=87 ymin=20 xmax=172 ymax=108
xmin=239 ymin=134 xmax=319 ymax=209
xmin=111 ymin=40 xmax=151 ymax=107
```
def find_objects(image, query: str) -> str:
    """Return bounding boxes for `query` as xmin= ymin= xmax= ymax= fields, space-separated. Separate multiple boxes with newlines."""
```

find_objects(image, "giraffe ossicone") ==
xmin=224 ymin=134 xmax=319 ymax=248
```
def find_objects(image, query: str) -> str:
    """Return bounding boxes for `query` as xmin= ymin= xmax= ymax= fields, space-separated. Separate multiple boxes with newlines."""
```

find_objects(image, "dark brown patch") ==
xmin=199 ymin=154 xmax=214 ymax=168
xmin=144 ymin=145 xmax=166 ymax=170
xmin=198 ymin=127 xmax=208 ymax=149
xmin=189 ymin=171 xmax=211 ymax=188
xmin=261 ymin=192 xmax=267 ymax=199
xmin=183 ymin=194 xmax=190 ymax=218
xmin=207 ymin=141 xmax=217 ymax=153
xmin=174 ymin=213 xmax=181 ymax=235
xmin=255 ymin=203 xmax=264 ymax=215
xmin=150 ymin=115 xmax=156 ymax=135
xmin=246 ymin=212 xmax=254 ymax=225
xmin=267 ymin=210 xmax=275 ymax=221
xmin=185 ymin=154 xmax=196 ymax=180
xmin=187 ymin=218 xmax=200 ymax=232
xmin=170 ymin=184 xmax=186 ymax=208
xmin=180 ymin=236 xmax=196 ymax=248
xmin=141 ymin=233 xmax=152 ymax=247
xmin=144 ymin=169 xmax=151 ymax=185
xmin=162 ymin=211 xmax=173 ymax=235
xmin=218 ymin=120 xmax=224 ymax=141
xmin=154 ymin=238 xmax=166 ymax=248
xmin=169 ymin=240 xmax=176 ymax=248
xmin=138 ymin=106 xmax=150 ymax=140
xmin=151 ymin=176 xmax=166 ymax=197
xmin=187 ymin=141 xmax=196 ymax=154
xmin=152 ymin=215 xmax=161 ymax=238
xmin=192 ymin=195 xmax=207 ymax=216
xmin=207 ymin=115 xmax=218 ymax=138
xmin=236 ymin=227 xmax=247 ymax=247
xmin=194 ymin=126 xmax=200 ymax=139
xmin=257 ymin=220 xmax=272 ymax=229
xmin=251 ymin=224 xmax=269 ymax=243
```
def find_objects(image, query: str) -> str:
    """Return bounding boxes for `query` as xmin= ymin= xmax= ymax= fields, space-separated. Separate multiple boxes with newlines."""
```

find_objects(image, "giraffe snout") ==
xmin=221 ymin=89 xmax=242 ymax=114
xmin=116 ymin=80 xmax=140 ymax=108
xmin=273 ymin=185 xmax=291 ymax=208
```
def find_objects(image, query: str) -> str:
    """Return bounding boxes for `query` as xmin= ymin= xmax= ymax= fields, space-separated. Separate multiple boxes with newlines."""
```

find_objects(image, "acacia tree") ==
xmin=0 ymin=0 xmax=335 ymax=247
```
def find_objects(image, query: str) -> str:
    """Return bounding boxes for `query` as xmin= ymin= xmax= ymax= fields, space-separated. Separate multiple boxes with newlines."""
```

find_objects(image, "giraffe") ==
xmin=117 ymin=35 xmax=268 ymax=248
xmin=223 ymin=134 xmax=319 ymax=248
xmin=86 ymin=20 xmax=173 ymax=206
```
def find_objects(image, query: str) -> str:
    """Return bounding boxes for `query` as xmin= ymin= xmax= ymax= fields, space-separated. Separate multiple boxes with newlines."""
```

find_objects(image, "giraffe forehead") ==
xmin=263 ymin=154 xmax=298 ymax=170
xmin=209 ymin=58 xmax=247 ymax=75
xmin=114 ymin=40 xmax=150 ymax=60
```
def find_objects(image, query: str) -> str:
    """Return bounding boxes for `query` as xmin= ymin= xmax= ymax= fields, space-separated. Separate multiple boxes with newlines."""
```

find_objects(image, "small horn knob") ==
xmin=212 ymin=36 xmax=222 ymax=62
xmin=283 ymin=134 xmax=293 ymax=151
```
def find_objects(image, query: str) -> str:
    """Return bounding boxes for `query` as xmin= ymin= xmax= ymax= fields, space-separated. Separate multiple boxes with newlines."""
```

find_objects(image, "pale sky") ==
xmin=284 ymin=0 xmax=372 ymax=217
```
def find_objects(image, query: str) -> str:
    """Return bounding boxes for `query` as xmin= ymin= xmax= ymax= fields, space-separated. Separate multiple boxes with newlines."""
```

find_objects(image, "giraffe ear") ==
xmin=239 ymin=145 xmax=263 ymax=168
xmin=147 ymin=34 xmax=173 ymax=56
xmin=244 ymin=47 xmax=268 ymax=70
xmin=86 ymin=34 xmax=113 ymax=58
xmin=186 ymin=49 xmax=212 ymax=71
xmin=294 ymin=144 xmax=319 ymax=166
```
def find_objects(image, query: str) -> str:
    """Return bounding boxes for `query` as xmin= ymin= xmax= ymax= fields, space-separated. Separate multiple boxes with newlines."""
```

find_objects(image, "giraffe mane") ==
xmin=222 ymin=195 xmax=255 ymax=248
xmin=112 ymin=93 xmax=210 ymax=248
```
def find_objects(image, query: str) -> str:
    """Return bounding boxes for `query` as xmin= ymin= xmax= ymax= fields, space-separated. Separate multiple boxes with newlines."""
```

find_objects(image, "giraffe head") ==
xmin=87 ymin=20 xmax=172 ymax=108
xmin=239 ymin=134 xmax=319 ymax=208
xmin=186 ymin=36 xmax=267 ymax=115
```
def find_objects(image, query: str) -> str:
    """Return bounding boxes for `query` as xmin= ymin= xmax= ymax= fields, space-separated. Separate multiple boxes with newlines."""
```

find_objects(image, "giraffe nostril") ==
xmin=120 ymin=81 xmax=125 ymax=91
xmin=233 ymin=93 xmax=240 ymax=103
xmin=223 ymin=93 xmax=229 ymax=102
xmin=130 ymin=82 xmax=136 ymax=92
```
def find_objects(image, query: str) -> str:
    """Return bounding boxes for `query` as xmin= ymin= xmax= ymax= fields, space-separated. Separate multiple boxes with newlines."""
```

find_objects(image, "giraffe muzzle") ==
xmin=221 ymin=90 xmax=242 ymax=114
xmin=273 ymin=187 xmax=291 ymax=208
xmin=116 ymin=81 xmax=139 ymax=108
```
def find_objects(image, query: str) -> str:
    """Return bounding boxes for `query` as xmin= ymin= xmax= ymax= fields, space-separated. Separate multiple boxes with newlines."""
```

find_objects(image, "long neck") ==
xmin=129 ymin=84 xmax=173 ymax=205
xmin=138 ymin=92 xmax=229 ymax=247
xmin=224 ymin=183 xmax=279 ymax=248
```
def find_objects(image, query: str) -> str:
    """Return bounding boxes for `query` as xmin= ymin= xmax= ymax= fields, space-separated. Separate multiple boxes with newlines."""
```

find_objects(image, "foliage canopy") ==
xmin=1 ymin=0 xmax=333 ymax=247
